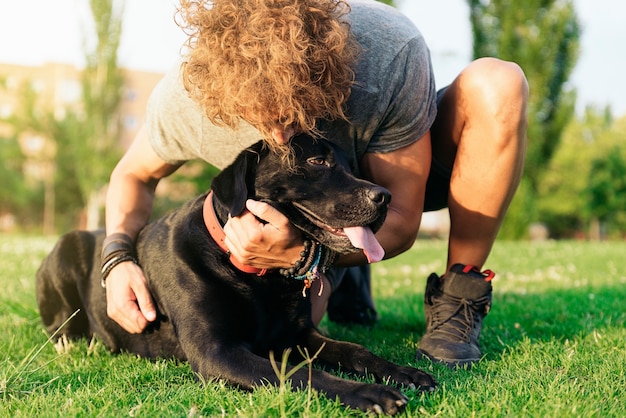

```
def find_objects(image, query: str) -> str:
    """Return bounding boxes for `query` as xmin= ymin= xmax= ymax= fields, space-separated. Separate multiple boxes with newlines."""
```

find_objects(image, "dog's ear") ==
xmin=211 ymin=142 xmax=265 ymax=216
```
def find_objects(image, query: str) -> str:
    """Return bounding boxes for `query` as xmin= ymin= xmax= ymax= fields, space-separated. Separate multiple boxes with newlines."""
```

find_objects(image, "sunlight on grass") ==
xmin=1 ymin=311 xmax=78 ymax=400
xmin=1 ymin=235 xmax=625 ymax=417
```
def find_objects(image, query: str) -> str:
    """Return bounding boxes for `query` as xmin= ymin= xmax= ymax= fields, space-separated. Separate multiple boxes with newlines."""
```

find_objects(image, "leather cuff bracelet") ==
xmin=100 ymin=233 xmax=138 ymax=288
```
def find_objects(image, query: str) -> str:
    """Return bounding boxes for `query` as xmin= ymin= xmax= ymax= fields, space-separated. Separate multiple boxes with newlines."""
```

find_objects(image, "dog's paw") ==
xmin=382 ymin=365 xmax=438 ymax=392
xmin=343 ymin=383 xmax=410 ymax=415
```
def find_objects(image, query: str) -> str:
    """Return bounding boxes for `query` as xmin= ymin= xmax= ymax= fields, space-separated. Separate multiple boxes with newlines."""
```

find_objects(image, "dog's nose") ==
xmin=367 ymin=186 xmax=391 ymax=208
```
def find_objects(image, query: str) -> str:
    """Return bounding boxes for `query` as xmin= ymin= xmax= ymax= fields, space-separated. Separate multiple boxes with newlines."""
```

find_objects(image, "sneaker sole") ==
xmin=415 ymin=349 xmax=479 ymax=369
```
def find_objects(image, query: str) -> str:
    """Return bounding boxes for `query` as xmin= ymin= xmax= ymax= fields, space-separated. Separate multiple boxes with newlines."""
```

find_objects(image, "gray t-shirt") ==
xmin=146 ymin=0 xmax=437 ymax=174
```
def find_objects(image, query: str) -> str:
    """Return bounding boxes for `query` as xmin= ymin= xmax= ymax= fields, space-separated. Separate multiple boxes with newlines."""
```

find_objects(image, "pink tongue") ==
xmin=343 ymin=226 xmax=385 ymax=263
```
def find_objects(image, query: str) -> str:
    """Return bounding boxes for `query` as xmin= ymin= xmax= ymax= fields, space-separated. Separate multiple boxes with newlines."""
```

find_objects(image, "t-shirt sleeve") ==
xmin=366 ymin=37 xmax=437 ymax=153
xmin=145 ymin=63 xmax=207 ymax=165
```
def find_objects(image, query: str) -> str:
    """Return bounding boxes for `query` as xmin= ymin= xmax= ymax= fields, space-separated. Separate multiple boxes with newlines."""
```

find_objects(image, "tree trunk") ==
xmin=42 ymin=161 xmax=56 ymax=235
xmin=85 ymin=187 xmax=104 ymax=230
xmin=589 ymin=217 xmax=601 ymax=241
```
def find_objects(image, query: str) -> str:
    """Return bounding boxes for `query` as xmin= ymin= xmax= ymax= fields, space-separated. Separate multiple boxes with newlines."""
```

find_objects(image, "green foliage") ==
xmin=585 ymin=147 xmax=626 ymax=233
xmin=0 ymin=80 xmax=56 ymax=231
xmin=149 ymin=162 xmax=221 ymax=219
xmin=538 ymin=109 xmax=626 ymax=238
xmin=0 ymin=137 xmax=29 ymax=215
xmin=0 ymin=135 xmax=46 ymax=231
xmin=498 ymin=177 xmax=535 ymax=239
xmin=5 ymin=81 xmax=55 ymax=134
xmin=49 ymin=114 xmax=90 ymax=230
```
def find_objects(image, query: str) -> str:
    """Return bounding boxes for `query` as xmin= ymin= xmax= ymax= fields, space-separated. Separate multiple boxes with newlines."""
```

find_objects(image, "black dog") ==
xmin=36 ymin=135 xmax=436 ymax=415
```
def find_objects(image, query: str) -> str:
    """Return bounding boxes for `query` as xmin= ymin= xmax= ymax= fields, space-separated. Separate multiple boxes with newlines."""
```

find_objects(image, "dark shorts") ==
xmin=423 ymin=86 xmax=452 ymax=212
xmin=325 ymin=265 xmax=368 ymax=292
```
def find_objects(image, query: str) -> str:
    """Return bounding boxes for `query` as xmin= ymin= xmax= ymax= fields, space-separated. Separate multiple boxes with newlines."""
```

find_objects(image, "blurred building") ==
xmin=0 ymin=61 xmax=164 ymax=148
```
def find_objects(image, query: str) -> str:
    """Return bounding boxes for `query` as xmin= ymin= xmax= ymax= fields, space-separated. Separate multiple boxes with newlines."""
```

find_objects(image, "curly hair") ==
xmin=177 ymin=0 xmax=358 ymax=141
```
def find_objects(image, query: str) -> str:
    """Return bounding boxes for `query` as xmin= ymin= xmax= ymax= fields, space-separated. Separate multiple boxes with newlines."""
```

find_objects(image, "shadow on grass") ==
xmin=321 ymin=283 xmax=626 ymax=366
xmin=483 ymin=284 xmax=626 ymax=358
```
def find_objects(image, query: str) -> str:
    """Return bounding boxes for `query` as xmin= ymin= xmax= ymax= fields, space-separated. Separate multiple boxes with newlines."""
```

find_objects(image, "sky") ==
xmin=0 ymin=0 xmax=624 ymax=115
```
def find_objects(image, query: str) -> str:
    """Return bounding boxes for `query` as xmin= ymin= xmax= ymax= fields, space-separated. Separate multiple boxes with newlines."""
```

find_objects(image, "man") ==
xmin=103 ymin=0 xmax=528 ymax=367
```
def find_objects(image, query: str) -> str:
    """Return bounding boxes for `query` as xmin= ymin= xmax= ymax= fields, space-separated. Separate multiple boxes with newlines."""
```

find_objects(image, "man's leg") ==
xmin=326 ymin=265 xmax=378 ymax=326
xmin=310 ymin=266 xmax=377 ymax=326
xmin=417 ymin=58 xmax=528 ymax=366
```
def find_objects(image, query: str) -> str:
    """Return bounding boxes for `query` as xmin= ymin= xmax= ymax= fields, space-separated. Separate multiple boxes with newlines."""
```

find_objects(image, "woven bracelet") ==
xmin=279 ymin=240 xmax=337 ymax=280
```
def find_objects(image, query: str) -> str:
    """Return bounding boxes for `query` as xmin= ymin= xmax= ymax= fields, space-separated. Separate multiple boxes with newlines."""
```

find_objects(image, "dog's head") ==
xmin=211 ymin=134 xmax=391 ymax=261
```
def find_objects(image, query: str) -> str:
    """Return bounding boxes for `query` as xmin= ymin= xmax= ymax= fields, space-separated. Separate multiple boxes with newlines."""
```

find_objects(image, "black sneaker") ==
xmin=416 ymin=263 xmax=494 ymax=368
xmin=327 ymin=265 xmax=378 ymax=326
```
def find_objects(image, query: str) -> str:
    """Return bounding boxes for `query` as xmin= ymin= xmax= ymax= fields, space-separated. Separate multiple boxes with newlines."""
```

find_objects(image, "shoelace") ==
xmin=429 ymin=294 xmax=491 ymax=342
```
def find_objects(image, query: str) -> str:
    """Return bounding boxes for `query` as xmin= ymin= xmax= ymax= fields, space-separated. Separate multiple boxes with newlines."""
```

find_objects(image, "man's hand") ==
xmin=105 ymin=261 xmax=157 ymax=333
xmin=223 ymin=199 xmax=304 ymax=269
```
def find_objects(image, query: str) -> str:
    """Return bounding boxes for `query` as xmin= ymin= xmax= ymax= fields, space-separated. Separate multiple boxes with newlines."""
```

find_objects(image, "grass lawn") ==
xmin=1 ymin=235 xmax=625 ymax=417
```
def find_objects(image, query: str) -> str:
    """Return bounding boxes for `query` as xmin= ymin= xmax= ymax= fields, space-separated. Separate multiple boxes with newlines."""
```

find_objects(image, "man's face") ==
xmin=244 ymin=112 xmax=296 ymax=145
xmin=269 ymin=126 xmax=296 ymax=145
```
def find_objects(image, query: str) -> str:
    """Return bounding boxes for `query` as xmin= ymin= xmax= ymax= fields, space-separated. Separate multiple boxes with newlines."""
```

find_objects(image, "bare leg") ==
xmin=431 ymin=57 xmax=528 ymax=271
xmin=417 ymin=58 xmax=528 ymax=367
xmin=310 ymin=275 xmax=332 ymax=326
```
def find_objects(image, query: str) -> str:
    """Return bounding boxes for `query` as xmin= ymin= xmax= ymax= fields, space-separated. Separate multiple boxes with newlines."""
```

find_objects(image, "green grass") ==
xmin=1 ymin=235 xmax=625 ymax=417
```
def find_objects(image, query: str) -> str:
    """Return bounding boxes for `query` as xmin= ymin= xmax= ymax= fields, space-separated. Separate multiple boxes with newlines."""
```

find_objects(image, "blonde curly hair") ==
xmin=177 ymin=0 xmax=358 ymax=141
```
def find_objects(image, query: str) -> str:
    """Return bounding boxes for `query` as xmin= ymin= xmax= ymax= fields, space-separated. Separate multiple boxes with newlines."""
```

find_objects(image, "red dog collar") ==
xmin=203 ymin=191 xmax=267 ymax=276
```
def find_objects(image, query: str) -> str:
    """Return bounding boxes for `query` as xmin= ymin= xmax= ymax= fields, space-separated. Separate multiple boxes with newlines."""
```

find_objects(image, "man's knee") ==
xmin=433 ymin=57 xmax=528 ymax=164
xmin=461 ymin=57 xmax=529 ymax=115
xmin=456 ymin=58 xmax=529 ymax=156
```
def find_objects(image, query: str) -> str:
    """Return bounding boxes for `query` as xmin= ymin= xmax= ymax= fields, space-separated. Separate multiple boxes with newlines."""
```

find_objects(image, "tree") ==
xmin=0 ymin=135 xmax=33 ymax=227
xmin=1 ymin=79 xmax=59 ymax=233
xmin=537 ymin=107 xmax=626 ymax=239
xmin=586 ymin=148 xmax=626 ymax=239
xmin=52 ymin=113 xmax=91 ymax=231
xmin=468 ymin=0 xmax=580 ymax=237
xmin=72 ymin=0 xmax=125 ymax=229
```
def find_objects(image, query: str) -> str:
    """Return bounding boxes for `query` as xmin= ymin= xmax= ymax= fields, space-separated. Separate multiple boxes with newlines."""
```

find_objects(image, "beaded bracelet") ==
xmin=100 ymin=233 xmax=139 ymax=288
xmin=279 ymin=239 xmax=314 ymax=278
xmin=279 ymin=239 xmax=338 ymax=282
xmin=292 ymin=245 xmax=323 ymax=281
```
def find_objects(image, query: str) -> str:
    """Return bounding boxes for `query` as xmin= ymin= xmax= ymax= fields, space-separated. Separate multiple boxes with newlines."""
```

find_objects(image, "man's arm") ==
xmin=338 ymin=131 xmax=432 ymax=266
xmin=104 ymin=125 xmax=181 ymax=333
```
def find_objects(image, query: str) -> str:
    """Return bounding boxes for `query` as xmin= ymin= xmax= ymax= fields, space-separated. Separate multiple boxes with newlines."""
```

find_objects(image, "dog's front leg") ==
xmin=180 ymin=338 xmax=412 ymax=415
xmin=180 ymin=341 xmax=354 ymax=394
xmin=299 ymin=328 xmax=437 ymax=391
xmin=183 ymin=342 xmax=307 ymax=389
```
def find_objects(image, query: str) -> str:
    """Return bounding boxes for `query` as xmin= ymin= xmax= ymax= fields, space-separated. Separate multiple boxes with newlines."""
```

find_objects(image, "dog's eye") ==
xmin=307 ymin=157 xmax=327 ymax=166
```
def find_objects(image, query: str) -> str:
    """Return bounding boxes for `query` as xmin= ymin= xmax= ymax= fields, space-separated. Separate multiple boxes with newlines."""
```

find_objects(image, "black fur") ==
xmin=36 ymin=135 xmax=436 ymax=415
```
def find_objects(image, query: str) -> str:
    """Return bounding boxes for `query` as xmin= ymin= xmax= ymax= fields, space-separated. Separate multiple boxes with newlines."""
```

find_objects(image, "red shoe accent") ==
xmin=461 ymin=265 xmax=496 ymax=282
